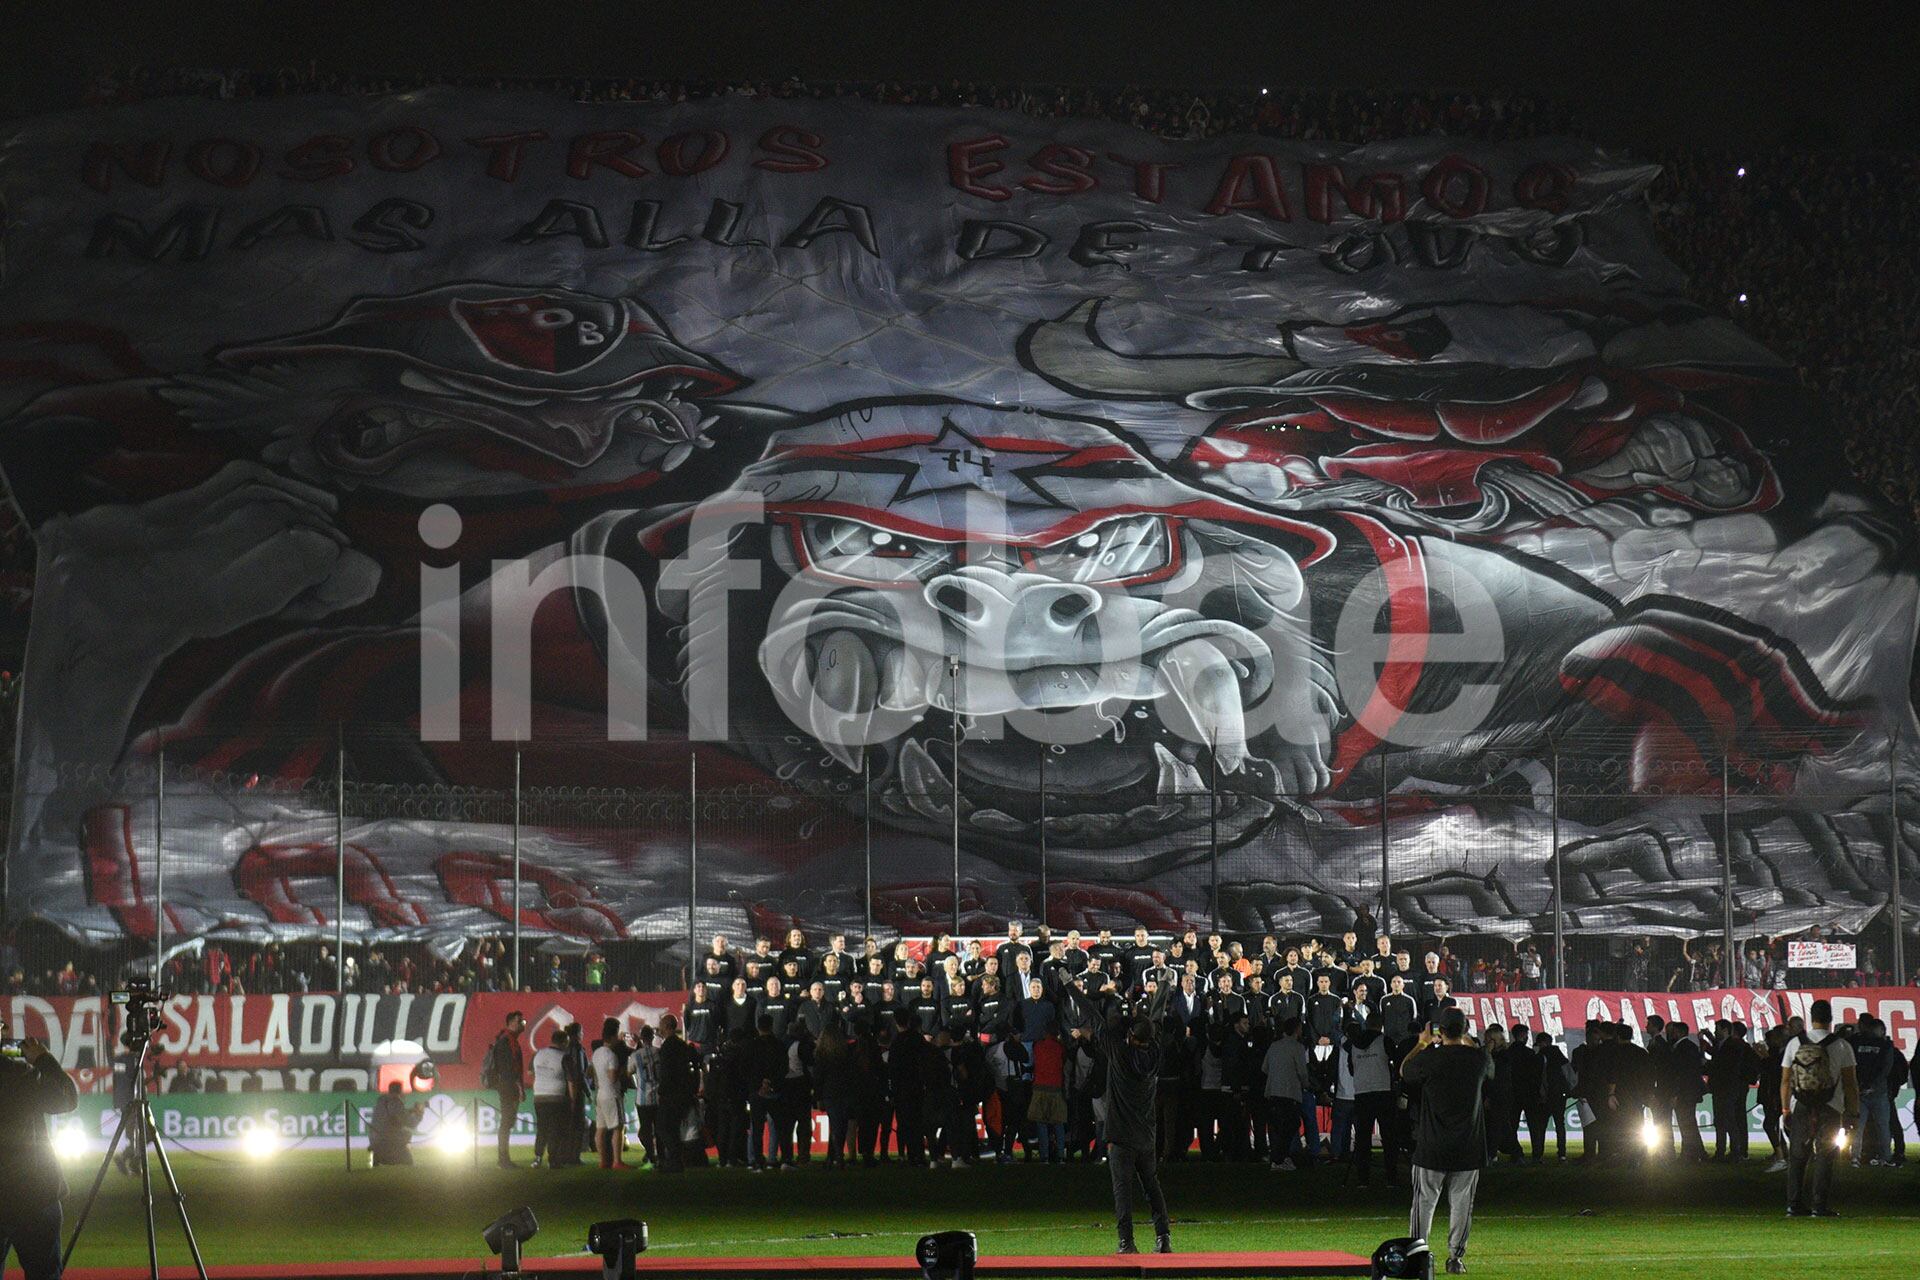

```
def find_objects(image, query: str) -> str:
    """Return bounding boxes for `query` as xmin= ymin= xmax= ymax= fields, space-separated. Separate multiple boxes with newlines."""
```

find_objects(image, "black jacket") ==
xmin=0 ymin=1052 xmax=80 ymax=1229
xmin=657 ymin=1035 xmax=700 ymax=1106
xmin=1097 ymin=1015 xmax=1162 ymax=1150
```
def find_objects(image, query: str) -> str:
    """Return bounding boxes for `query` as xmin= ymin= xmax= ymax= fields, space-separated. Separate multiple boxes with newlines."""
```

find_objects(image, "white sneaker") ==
xmin=1765 ymin=1158 xmax=1787 ymax=1173
xmin=1277 ymin=1158 xmax=1297 ymax=1171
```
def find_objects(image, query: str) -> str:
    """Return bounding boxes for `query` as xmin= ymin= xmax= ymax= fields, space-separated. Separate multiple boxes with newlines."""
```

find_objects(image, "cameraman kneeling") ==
xmin=1 ymin=1014 xmax=81 ymax=1280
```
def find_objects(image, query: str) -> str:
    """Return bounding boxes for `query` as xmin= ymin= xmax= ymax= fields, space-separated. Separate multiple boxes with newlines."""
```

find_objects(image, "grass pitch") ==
xmin=50 ymin=1145 xmax=1920 ymax=1279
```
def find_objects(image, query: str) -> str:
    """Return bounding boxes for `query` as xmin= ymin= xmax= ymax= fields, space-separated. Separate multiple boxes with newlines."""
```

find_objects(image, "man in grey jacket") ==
xmin=1345 ymin=1009 xmax=1397 ymax=1185
xmin=1262 ymin=1016 xmax=1313 ymax=1170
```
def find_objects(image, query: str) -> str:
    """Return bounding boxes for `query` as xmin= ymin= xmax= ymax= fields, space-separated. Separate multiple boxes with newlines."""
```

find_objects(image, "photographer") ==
xmin=1 ymin=1014 xmax=80 ymax=1280
xmin=1400 ymin=1009 xmax=1492 ymax=1276
xmin=369 ymin=1081 xmax=423 ymax=1166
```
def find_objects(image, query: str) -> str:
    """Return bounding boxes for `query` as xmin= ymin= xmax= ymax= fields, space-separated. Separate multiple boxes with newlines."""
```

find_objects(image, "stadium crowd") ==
xmin=481 ymin=923 xmax=1918 ymax=1180
xmin=0 ymin=922 xmax=1897 ymax=1004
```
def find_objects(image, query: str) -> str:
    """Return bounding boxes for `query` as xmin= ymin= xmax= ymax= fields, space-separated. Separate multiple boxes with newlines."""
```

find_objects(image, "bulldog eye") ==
xmin=801 ymin=517 xmax=957 ymax=583
xmin=1032 ymin=516 xmax=1170 ymax=583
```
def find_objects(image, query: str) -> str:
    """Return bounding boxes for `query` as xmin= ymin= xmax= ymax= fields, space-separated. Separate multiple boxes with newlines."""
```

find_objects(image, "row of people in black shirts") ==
xmin=683 ymin=926 xmax=1456 ymax=1050
xmin=688 ymin=979 xmax=1498 ymax=1176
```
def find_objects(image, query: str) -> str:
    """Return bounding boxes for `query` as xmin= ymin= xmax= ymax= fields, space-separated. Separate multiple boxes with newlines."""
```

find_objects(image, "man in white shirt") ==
xmin=590 ymin=1017 xmax=632 ymax=1170
xmin=1779 ymin=999 xmax=1860 ymax=1218
xmin=630 ymin=1029 xmax=659 ymax=1165
xmin=529 ymin=1028 xmax=570 ymax=1168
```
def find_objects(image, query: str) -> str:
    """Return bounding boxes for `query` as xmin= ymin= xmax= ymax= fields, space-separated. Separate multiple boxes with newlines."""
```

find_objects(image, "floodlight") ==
xmin=587 ymin=1219 xmax=649 ymax=1280
xmin=916 ymin=1232 xmax=977 ymax=1280
xmin=1640 ymin=1117 xmax=1662 ymax=1152
xmin=1370 ymin=1236 xmax=1433 ymax=1280
xmin=241 ymin=1124 xmax=279 ymax=1160
xmin=53 ymin=1124 xmax=89 ymax=1162
xmin=484 ymin=1207 xmax=540 ymax=1276
xmin=1834 ymin=1127 xmax=1850 ymax=1153
xmin=434 ymin=1118 xmax=471 ymax=1157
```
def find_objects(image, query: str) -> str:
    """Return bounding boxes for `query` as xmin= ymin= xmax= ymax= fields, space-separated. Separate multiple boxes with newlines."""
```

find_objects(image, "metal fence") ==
xmin=1 ymin=723 xmax=1911 ymax=995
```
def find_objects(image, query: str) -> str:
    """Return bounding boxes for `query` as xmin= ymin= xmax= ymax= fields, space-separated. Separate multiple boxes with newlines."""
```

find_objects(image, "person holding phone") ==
xmin=1 ymin=1012 xmax=80 ymax=1280
xmin=1400 ymin=1009 xmax=1492 ymax=1275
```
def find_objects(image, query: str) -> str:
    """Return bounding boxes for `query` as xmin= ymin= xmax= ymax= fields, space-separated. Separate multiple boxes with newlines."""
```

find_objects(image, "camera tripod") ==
xmin=63 ymin=1031 xmax=209 ymax=1280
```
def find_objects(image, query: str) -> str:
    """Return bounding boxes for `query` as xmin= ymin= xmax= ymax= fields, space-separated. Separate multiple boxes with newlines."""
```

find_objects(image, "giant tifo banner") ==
xmin=6 ymin=988 xmax=1916 ymax=1093
xmin=0 ymin=95 xmax=1916 ymax=946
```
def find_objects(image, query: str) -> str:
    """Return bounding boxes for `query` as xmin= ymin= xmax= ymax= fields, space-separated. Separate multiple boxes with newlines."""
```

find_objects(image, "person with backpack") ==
xmin=480 ymin=1010 xmax=526 ymax=1168
xmin=1779 ymin=999 xmax=1860 ymax=1218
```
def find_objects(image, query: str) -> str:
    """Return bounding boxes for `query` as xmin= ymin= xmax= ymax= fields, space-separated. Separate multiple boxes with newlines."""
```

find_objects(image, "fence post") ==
xmin=1550 ymin=744 xmax=1564 ymax=989
xmin=154 ymin=747 xmax=165 ymax=981
xmin=1379 ymin=754 xmax=1390 ymax=937
xmin=1208 ymin=749 xmax=1220 ymax=934
xmin=512 ymin=743 xmax=522 ymax=994
xmin=335 ymin=724 xmax=345 ymax=992
xmin=688 ymin=753 xmax=698 ymax=990
xmin=949 ymin=657 xmax=961 ymax=937
xmin=862 ymin=754 xmax=873 ymax=942
xmin=1893 ymin=729 xmax=1906 ymax=986
xmin=1722 ymin=753 xmax=1735 ymax=988
xmin=343 ymin=1098 xmax=351 ymax=1172
xmin=1038 ymin=745 xmax=1049 ymax=930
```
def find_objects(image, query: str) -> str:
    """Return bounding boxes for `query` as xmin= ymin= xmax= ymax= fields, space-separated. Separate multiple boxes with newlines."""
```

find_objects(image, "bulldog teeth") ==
xmin=808 ymin=628 xmax=879 ymax=774
xmin=897 ymin=737 xmax=954 ymax=820
xmin=1153 ymin=742 xmax=1209 ymax=797
xmin=1158 ymin=638 xmax=1250 ymax=772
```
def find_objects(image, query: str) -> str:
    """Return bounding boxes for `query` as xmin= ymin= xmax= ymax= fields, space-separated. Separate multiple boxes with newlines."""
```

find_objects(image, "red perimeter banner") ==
xmin=7 ymin=987 xmax=1914 ymax=1093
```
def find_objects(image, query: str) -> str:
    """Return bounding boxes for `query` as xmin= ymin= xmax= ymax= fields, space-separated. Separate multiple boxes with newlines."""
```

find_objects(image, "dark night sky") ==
xmin=7 ymin=1 xmax=1920 ymax=149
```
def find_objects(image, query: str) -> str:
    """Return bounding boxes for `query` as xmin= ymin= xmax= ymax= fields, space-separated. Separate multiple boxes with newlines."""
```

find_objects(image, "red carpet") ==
xmin=41 ymin=1249 xmax=1370 ymax=1279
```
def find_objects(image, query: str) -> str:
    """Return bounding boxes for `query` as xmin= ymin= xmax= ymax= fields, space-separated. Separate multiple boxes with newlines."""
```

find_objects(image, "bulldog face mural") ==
xmin=631 ymin=400 xmax=1342 ymax=875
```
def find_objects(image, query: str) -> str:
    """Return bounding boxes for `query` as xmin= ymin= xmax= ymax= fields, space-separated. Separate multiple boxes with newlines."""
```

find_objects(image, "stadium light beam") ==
xmin=52 ymin=1124 xmax=89 ymax=1162
xmin=241 ymin=1124 xmax=280 ymax=1160
xmin=434 ymin=1119 xmax=471 ymax=1157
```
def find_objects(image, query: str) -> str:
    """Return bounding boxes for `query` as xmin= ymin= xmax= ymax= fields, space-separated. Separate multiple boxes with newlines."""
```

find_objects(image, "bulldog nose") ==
xmin=925 ymin=569 xmax=1101 ymax=639
xmin=1032 ymin=581 xmax=1101 ymax=629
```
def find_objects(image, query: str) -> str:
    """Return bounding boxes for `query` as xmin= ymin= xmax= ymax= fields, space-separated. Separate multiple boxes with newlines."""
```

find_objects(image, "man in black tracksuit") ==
xmin=889 ymin=1011 xmax=929 ymax=1166
xmin=1098 ymin=1005 xmax=1174 ymax=1255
